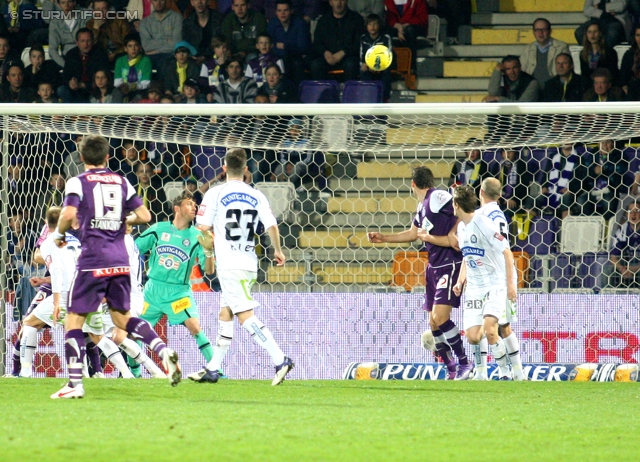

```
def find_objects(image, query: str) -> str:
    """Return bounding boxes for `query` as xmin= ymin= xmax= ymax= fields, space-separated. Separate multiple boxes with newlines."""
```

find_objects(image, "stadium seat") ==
xmin=559 ymin=216 xmax=606 ymax=254
xmin=21 ymin=46 xmax=51 ymax=67
xmin=163 ymin=181 xmax=184 ymax=203
xmin=298 ymin=80 xmax=340 ymax=104
xmin=342 ymin=80 xmax=384 ymax=104
xmin=512 ymin=251 xmax=530 ymax=288
xmin=391 ymin=47 xmax=416 ymax=90
xmin=255 ymin=182 xmax=296 ymax=223
xmin=514 ymin=216 xmax=558 ymax=256
xmin=392 ymin=251 xmax=428 ymax=291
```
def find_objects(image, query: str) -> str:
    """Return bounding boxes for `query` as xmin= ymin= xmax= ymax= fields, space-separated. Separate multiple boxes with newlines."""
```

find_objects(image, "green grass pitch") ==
xmin=1 ymin=378 xmax=639 ymax=461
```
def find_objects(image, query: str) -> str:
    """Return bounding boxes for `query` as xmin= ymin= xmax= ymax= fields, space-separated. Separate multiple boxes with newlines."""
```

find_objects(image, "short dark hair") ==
xmin=80 ymin=135 xmax=110 ymax=166
xmin=365 ymin=13 xmax=382 ymax=27
xmin=502 ymin=55 xmax=520 ymax=66
xmin=30 ymin=44 xmax=45 ymax=56
xmin=411 ymin=166 xmax=434 ymax=190
xmin=225 ymin=148 xmax=247 ymax=176
xmin=256 ymin=32 xmax=271 ymax=44
xmin=532 ymin=18 xmax=551 ymax=30
xmin=211 ymin=34 xmax=228 ymax=50
xmin=172 ymin=189 xmax=194 ymax=209
xmin=123 ymin=33 xmax=141 ymax=47
xmin=592 ymin=67 xmax=612 ymax=83
xmin=7 ymin=62 xmax=23 ymax=73
xmin=46 ymin=206 xmax=62 ymax=228
xmin=275 ymin=0 xmax=292 ymax=7
xmin=453 ymin=185 xmax=478 ymax=213
xmin=76 ymin=27 xmax=94 ymax=41
xmin=264 ymin=63 xmax=281 ymax=76
xmin=556 ymin=52 xmax=573 ymax=65
xmin=228 ymin=53 xmax=245 ymax=68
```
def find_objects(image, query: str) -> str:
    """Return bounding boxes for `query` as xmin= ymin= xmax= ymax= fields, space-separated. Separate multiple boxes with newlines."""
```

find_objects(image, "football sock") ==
xmin=503 ymin=333 xmax=524 ymax=380
xmin=194 ymin=331 xmax=214 ymax=362
xmin=125 ymin=317 xmax=167 ymax=357
xmin=85 ymin=338 xmax=103 ymax=374
xmin=119 ymin=338 xmax=164 ymax=377
xmin=19 ymin=325 xmax=38 ymax=377
xmin=490 ymin=338 xmax=511 ymax=377
xmin=432 ymin=328 xmax=455 ymax=370
xmin=12 ymin=336 xmax=21 ymax=375
xmin=473 ymin=337 xmax=488 ymax=378
xmin=97 ymin=337 xmax=134 ymax=378
xmin=65 ymin=329 xmax=86 ymax=388
xmin=439 ymin=319 xmax=469 ymax=365
xmin=242 ymin=315 xmax=285 ymax=365
xmin=207 ymin=320 xmax=233 ymax=372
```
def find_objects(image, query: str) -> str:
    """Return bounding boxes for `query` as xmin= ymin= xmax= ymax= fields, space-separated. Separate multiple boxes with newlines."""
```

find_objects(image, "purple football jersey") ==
xmin=412 ymin=188 xmax=462 ymax=267
xmin=64 ymin=168 xmax=143 ymax=269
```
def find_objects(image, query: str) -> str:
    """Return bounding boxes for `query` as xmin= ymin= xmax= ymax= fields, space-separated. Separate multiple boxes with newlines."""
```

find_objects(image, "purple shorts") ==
xmin=68 ymin=267 xmax=131 ymax=314
xmin=422 ymin=262 xmax=461 ymax=311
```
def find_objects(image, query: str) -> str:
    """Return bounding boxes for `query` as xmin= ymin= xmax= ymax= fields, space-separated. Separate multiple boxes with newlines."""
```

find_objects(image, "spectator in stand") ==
xmin=579 ymin=21 xmax=619 ymax=83
xmin=110 ymin=139 xmax=146 ymax=184
xmin=360 ymin=13 xmax=392 ymax=101
xmin=87 ymin=0 xmax=132 ymax=63
xmin=183 ymin=0 xmax=223 ymax=65
xmin=180 ymin=77 xmax=207 ymax=102
xmin=136 ymin=79 xmax=164 ymax=102
xmin=575 ymin=0 xmax=630 ymax=49
xmin=620 ymin=25 xmax=640 ymax=100
xmin=310 ymin=0 xmax=365 ymax=81
xmin=213 ymin=54 xmax=258 ymax=103
xmin=425 ymin=0 xmax=471 ymax=45
xmin=200 ymin=34 xmax=230 ymax=101
xmin=519 ymin=18 xmax=569 ymax=90
xmin=267 ymin=0 xmax=310 ymax=87
xmin=532 ymin=144 xmax=584 ymax=218
xmin=220 ymin=0 xmax=268 ymax=59
xmin=496 ymin=147 xmax=534 ymax=219
xmin=63 ymin=134 xmax=84 ymax=178
xmin=7 ymin=210 xmax=38 ymax=278
xmin=48 ymin=0 xmax=89 ymax=68
xmin=245 ymin=33 xmax=284 ymax=85
xmin=24 ymin=45 xmax=61 ymax=90
xmin=0 ymin=34 xmax=20 ymax=84
xmin=140 ymin=0 xmax=183 ymax=70
xmin=583 ymin=67 xmax=626 ymax=101
xmin=349 ymin=0 xmax=384 ymax=22
xmin=384 ymin=0 xmax=427 ymax=72
xmin=256 ymin=63 xmax=298 ymax=102
xmin=541 ymin=53 xmax=589 ymax=102
xmin=35 ymin=171 xmax=66 ymax=213
xmin=34 ymin=81 xmax=60 ymax=103
xmin=447 ymin=141 xmax=491 ymax=197
xmin=2 ymin=0 xmax=45 ymax=53
xmin=253 ymin=0 xmax=320 ymax=22
xmin=607 ymin=200 xmax=640 ymax=288
xmin=484 ymin=55 xmax=539 ymax=102
xmin=114 ymin=33 xmax=152 ymax=102
xmin=90 ymin=68 xmax=124 ymax=103
xmin=133 ymin=161 xmax=170 ymax=223
xmin=160 ymin=40 xmax=201 ymax=101
xmin=58 ymin=28 xmax=110 ymax=103
xmin=0 ymin=63 xmax=36 ymax=102
xmin=574 ymin=139 xmax=629 ymax=219
xmin=275 ymin=118 xmax=326 ymax=192
xmin=127 ymin=0 xmax=182 ymax=22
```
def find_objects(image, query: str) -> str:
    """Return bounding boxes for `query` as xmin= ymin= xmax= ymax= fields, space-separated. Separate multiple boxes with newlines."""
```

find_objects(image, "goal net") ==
xmin=2 ymin=102 xmax=639 ymax=379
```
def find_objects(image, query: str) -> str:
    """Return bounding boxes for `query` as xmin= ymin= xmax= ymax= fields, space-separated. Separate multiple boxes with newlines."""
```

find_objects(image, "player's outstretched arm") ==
xmin=197 ymin=230 xmax=216 ymax=275
xmin=127 ymin=205 xmax=152 ymax=225
xmin=267 ymin=225 xmax=285 ymax=266
xmin=53 ymin=206 xmax=77 ymax=247
xmin=453 ymin=261 xmax=467 ymax=297
xmin=368 ymin=225 xmax=419 ymax=244
xmin=503 ymin=248 xmax=517 ymax=302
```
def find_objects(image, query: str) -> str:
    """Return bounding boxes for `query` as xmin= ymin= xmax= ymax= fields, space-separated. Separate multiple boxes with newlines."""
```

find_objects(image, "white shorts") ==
xmin=33 ymin=293 xmax=104 ymax=335
xmin=219 ymin=270 xmax=260 ymax=315
xmin=463 ymin=287 xmax=509 ymax=329
xmin=102 ymin=290 xmax=144 ymax=337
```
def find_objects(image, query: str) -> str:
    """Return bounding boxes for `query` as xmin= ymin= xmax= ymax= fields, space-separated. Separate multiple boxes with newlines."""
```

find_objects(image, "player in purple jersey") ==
xmin=50 ymin=135 xmax=181 ymax=399
xmin=368 ymin=166 xmax=473 ymax=380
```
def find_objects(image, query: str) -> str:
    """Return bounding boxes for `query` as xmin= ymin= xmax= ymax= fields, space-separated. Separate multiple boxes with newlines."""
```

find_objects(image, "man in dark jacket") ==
xmin=309 ymin=0 xmax=365 ymax=81
xmin=484 ymin=55 xmax=539 ymax=102
xmin=183 ymin=0 xmax=223 ymax=63
xmin=0 ymin=63 xmax=36 ymax=102
xmin=541 ymin=53 xmax=589 ymax=102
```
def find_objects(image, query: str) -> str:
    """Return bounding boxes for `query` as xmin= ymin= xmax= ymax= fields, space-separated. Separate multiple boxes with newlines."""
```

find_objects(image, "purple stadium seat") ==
xmin=577 ymin=252 xmax=610 ymax=292
xmin=514 ymin=216 xmax=558 ymax=255
xmin=341 ymin=80 xmax=384 ymax=103
xmin=298 ymin=80 xmax=340 ymax=104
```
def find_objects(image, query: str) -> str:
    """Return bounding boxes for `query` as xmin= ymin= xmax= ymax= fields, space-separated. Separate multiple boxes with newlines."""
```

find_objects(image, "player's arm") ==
xmin=53 ymin=205 xmax=77 ymax=246
xmin=127 ymin=205 xmax=152 ymax=225
xmin=503 ymin=248 xmax=517 ymax=302
xmin=368 ymin=224 xmax=419 ymax=243
xmin=453 ymin=260 xmax=467 ymax=297
xmin=417 ymin=219 xmax=460 ymax=249
xmin=134 ymin=226 xmax=158 ymax=255
xmin=32 ymin=247 xmax=45 ymax=265
xmin=267 ymin=225 xmax=285 ymax=266
xmin=49 ymin=253 xmax=64 ymax=323
xmin=197 ymin=230 xmax=216 ymax=275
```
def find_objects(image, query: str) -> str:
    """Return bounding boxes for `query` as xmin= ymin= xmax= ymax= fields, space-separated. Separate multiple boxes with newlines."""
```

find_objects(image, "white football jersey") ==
xmin=197 ymin=180 xmax=278 ymax=272
xmin=125 ymin=233 xmax=143 ymax=296
xmin=477 ymin=201 xmax=517 ymax=285
xmin=40 ymin=232 xmax=82 ymax=294
xmin=457 ymin=213 xmax=510 ymax=298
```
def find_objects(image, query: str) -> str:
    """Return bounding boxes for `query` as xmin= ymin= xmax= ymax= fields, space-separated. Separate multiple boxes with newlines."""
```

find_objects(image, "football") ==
xmin=365 ymin=44 xmax=393 ymax=71
xmin=421 ymin=330 xmax=436 ymax=352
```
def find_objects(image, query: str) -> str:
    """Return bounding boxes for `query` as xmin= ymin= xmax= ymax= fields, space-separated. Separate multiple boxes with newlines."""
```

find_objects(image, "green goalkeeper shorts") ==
xmin=140 ymin=279 xmax=199 ymax=326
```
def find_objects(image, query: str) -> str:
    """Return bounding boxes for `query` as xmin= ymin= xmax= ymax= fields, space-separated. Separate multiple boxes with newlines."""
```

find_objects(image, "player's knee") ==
xmin=466 ymin=331 xmax=482 ymax=345
xmin=217 ymin=336 xmax=232 ymax=347
xmin=499 ymin=324 xmax=512 ymax=338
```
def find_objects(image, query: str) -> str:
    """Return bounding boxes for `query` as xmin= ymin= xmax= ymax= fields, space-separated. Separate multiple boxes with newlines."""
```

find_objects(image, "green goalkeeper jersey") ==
xmin=135 ymin=222 xmax=206 ymax=288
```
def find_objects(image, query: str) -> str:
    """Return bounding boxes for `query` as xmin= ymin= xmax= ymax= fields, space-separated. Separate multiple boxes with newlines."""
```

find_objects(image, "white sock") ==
xmin=242 ymin=315 xmax=285 ymax=365
xmin=207 ymin=320 xmax=233 ymax=372
xmin=119 ymin=337 xmax=165 ymax=378
xmin=473 ymin=337 xmax=488 ymax=378
xmin=97 ymin=337 xmax=134 ymax=379
xmin=19 ymin=326 xmax=38 ymax=377
xmin=503 ymin=333 xmax=524 ymax=380
xmin=490 ymin=339 xmax=511 ymax=377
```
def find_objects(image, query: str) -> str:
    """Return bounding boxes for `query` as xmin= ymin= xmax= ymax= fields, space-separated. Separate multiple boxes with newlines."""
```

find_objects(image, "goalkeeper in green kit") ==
xmin=136 ymin=190 xmax=217 ymax=371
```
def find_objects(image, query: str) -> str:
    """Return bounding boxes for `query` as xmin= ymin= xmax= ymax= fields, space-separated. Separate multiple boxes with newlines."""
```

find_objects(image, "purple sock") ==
xmin=439 ymin=319 xmax=469 ymax=365
xmin=432 ymin=328 xmax=455 ymax=369
xmin=85 ymin=338 xmax=103 ymax=375
xmin=126 ymin=317 xmax=166 ymax=356
xmin=65 ymin=329 xmax=86 ymax=388
xmin=12 ymin=337 xmax=21 ymax=375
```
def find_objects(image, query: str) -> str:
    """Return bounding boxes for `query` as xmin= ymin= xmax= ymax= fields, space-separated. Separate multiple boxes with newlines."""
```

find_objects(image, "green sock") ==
xmin=195 ymin=331 xmax=214 ymax=362
xmin=125 ymin=340 xmax=143 ymax=378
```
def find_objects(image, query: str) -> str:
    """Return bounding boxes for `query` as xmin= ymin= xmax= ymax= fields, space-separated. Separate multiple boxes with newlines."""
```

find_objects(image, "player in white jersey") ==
xmin=476 ymin=178 xmax=525 ymax=380
xmin=192 ymin=148 xmax=294 ymax=385
xmin=102 ymin=226 xmax=166 ymax=379
xmin=451 ymin=186 xmax=517 ymax=380
xmin=19 ymin=207 xmax=132 ymax=379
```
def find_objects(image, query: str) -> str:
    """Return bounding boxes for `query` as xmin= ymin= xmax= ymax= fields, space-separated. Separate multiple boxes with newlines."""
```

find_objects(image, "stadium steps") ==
xmin=288 ymin=248 xmax=400 ymax=263
xmin=471 ymin=12 xmax=585 ymax=26
xmin=470 ymin=28 xmax=577 ymax=45
xmin=415 ymin=93 xmax=486 ymax=103
xmin=357 ymin=161 xmax=452 ymax=179
xmin=328 ymin=196 xmax=418 ymax=214
xmin=323 ymin=212 xmax=413 ymax=228
xmin=493 ymin=0 xmax=584 ymax=12
xmin=386 ymin=126 xmax=488 ymax=145
xmin=297 ymin=230 xmax=411 ymax=248
xmin=443 ymin=61 xmax=498 ymax=78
